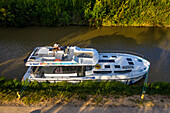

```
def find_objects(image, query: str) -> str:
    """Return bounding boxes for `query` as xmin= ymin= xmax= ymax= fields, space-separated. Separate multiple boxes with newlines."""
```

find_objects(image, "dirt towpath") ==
xmin=0 ymin=106 xmax=169 ymax=113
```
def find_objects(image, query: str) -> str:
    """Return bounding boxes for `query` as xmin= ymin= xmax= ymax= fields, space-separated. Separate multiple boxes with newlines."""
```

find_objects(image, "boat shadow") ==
xmin=84 ymin=29 xmax=169 ymax=82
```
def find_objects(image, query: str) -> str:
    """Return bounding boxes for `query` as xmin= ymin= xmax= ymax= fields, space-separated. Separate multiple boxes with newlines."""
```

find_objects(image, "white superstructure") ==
xmin=23 ymin=46 xmax=150 ymax=84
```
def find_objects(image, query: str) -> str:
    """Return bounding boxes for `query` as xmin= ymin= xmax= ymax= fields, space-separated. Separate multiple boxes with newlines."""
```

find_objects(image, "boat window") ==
xmin=99 ymin=60 xmax=115 ymax=63
xmin=31 ymin=66 xmax=43 ymax=74
xmin=128 ymin=62 xmax=134 ymax=65
xmin=54 ymin=67 xmax=64 ymax=74
xmin=114 ymin=70 xmax=132 ymax=74
xmin=41 ymin=66 xmax=84 ymax=74
xmin=86 ymin=66 xmax=93 ymax=71
xmin=126 ymin=58 xmax=132 ymax=61
xmin=77 ymin=66 xmax=85 ymax=77
xmin=93 ymin=71 xmax=112 ymax=74
xmin=105 ymin=65 xmax=110 ymax=68
xmin=32 ymin=66 xmax=37 ymax=73
xmin=138 ymin=59 xmax=143 ymax=62
xmin=114 ymin=65 xmax=120 ymax=68
xmin=38 ymin=66 xmax=42 ymax=71
xmin=43 ymin=67 xmax=56 ymax=74
xmin=30 ymin=57 xmax=36 ymax=59
xmin=74 ymin=52 xmax=93 ymax=58
xmin=122 ymin=65 xmax=134 ymax=69
xmin=112 ymin=56 xmax=117 ymax=58
xmin=54 ymin=66 xmax=78 ymax=74
xmin=103 ymin=56 xmax=108 ymax=58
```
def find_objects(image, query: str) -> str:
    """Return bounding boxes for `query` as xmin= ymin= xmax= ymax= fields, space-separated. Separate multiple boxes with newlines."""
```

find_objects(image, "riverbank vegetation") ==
xmin=0 ymin=0 xmax=169 ymax=27
xmin=0 ymin=76 xmax=169 ymax=105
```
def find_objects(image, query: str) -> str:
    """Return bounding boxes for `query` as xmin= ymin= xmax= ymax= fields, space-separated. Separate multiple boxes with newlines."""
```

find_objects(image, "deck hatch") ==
xmin=98 ymin=60 xmax=115 ymax=63
xmin=93 ymin=71 xmax=112 ymax=74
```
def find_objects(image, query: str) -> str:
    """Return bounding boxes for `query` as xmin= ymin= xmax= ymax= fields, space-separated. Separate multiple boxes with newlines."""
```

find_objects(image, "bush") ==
xmin=0 ymin=0 xmax=169 ymax=27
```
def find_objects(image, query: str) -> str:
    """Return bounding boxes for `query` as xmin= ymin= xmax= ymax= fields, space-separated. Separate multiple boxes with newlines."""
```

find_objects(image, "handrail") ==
xmin=98 ymin=50 xmax=144 ymax=58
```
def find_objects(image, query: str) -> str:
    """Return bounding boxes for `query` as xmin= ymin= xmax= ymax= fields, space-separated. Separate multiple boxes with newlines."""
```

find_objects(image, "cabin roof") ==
xmin=25 ymin=46 xmax=99 ymax=66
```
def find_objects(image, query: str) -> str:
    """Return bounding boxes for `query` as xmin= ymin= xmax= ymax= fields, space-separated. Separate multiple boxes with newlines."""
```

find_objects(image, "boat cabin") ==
xmin=25 ymin=46 xmax=99 ymax=66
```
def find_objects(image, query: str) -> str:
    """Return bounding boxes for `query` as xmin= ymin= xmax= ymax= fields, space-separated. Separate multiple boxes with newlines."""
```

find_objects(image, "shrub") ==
xmin=0 ymin=0 xmax=169 ymax=27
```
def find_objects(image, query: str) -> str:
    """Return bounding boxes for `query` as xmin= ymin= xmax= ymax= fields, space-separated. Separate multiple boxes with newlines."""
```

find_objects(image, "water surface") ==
xmin=0 ymin=26 xmax=169 ymax=83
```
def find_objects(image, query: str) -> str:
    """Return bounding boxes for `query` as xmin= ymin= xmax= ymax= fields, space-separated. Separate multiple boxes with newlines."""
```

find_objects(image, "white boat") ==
xmin=23 ymin=46 xmax=150 ymax=84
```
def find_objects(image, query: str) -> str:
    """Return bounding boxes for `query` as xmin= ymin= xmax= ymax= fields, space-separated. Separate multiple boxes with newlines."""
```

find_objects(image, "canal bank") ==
xmin=0 ymin=76 xmax=169 ymax=106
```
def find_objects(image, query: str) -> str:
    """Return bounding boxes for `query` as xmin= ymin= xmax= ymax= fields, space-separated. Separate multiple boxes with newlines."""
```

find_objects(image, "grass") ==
xmin=0 ymin=76 xmax=170 ymax=105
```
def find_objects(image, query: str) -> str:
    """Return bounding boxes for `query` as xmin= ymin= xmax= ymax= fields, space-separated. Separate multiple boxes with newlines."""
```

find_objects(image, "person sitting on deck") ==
xmin=64 ymin=46 xmax=69 ymax=54
xmin=53 ymin=42 xmax=61 ymax=56
xmin=53 ymin=42 xmax=60 ymax=49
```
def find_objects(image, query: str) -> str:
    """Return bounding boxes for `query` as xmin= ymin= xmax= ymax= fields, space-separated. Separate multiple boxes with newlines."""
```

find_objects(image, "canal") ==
xmin=0 ymin=26 xmax=169 ymax=83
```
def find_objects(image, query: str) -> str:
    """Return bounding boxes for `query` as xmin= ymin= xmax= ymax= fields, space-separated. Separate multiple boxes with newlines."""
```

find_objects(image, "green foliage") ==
xmin=148 ymin=82 xmax=170 ymax=95
xmin=0 ymin=0 xmax=169 ymax=27
xmin=0 ymin=0 xmax=87 ymax=27
xmin=0 ymin=76 xmax=5 ymax=83
xmin=78 ymin=94 xmax=87 ymax=100
xmin=0 ymin=76 xmax=169 ymax=104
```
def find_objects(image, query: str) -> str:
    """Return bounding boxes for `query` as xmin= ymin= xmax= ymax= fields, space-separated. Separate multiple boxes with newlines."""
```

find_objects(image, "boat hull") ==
xmin=23 ymin=66 xmax=147 ymax=84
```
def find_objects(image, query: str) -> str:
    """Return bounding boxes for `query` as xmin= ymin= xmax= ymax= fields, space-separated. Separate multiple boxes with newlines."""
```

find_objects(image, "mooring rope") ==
xmin=141 ymin=66 xmax=150 ymax=99
xmin=17 ymin=79 xmax=29 ymax=99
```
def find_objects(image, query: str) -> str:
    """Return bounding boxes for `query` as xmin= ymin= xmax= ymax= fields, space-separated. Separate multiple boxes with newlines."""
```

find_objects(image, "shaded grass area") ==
xmin=0 ymin=76 xmax=169 ymax=105
xmin=0 ymin=0 xmax=169 ymax=27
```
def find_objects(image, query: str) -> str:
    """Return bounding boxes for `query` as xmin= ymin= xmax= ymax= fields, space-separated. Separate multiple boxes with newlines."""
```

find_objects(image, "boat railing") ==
xmin=98 ymin=50 xmax=144 ymax=58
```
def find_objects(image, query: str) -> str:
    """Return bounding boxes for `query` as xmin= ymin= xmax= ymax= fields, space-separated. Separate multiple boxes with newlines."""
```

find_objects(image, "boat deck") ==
xmin=25 ymin=46 xmax=99 ymax=66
